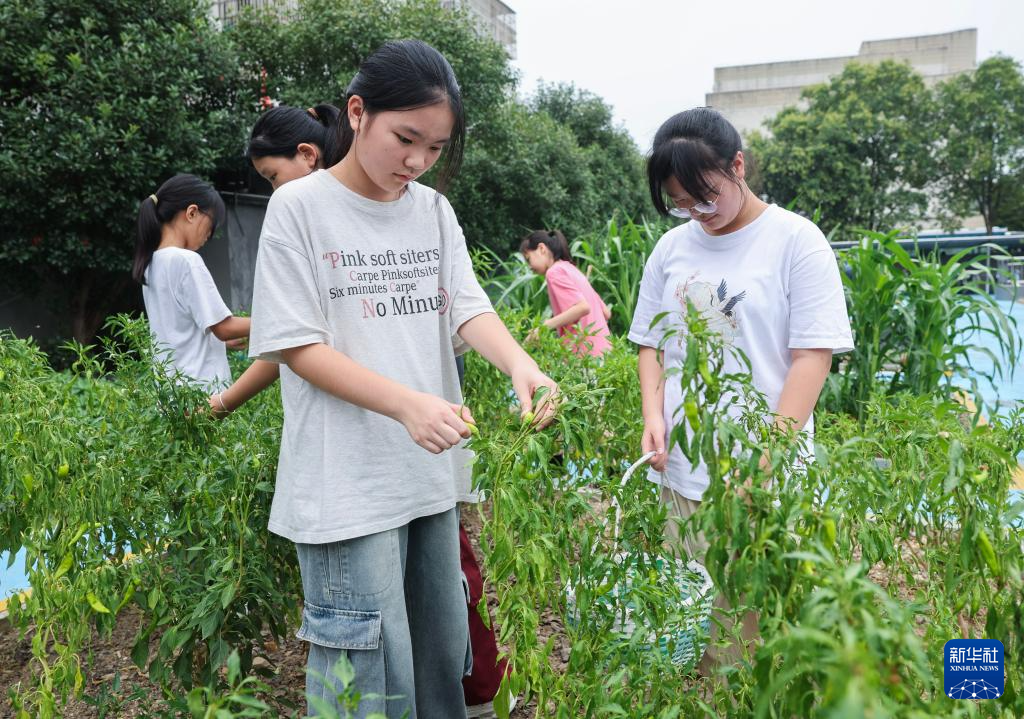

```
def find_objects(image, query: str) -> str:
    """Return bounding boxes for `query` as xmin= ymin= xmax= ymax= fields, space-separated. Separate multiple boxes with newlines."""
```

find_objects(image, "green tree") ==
xmin=231 ymin=0 xmax=515 ymax=136
xmin=992 ymin=172 xmax=1024 ymax=230
xmin=934 ymin=55 xmax=1024 ymax=233
xmin=748 ymin=61 xmax=935 ymax=237
xmin=530 ymin=82 xmax=647 ymax=233
xmin=447 ymin=101 xmax=598 ymax=252
xmin=0 ymin=0 xmax=248 ymax=343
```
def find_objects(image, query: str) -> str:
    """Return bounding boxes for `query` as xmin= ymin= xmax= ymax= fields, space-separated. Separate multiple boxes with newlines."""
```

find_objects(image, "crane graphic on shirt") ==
xmin=673 ymin=275 xmax=747 ymax=344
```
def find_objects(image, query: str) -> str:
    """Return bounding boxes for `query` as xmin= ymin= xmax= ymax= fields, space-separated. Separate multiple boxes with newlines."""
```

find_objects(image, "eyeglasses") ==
xmin=668 ymin=184 xmax=722 ymax=219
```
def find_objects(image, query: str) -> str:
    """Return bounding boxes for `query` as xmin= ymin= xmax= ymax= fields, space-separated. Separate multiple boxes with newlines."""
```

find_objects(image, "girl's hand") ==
xmin=225 ymin=337 xmax=249 ymax=351
xmin=525 ymin=326 xmax=545 ymax=345
xmin=510 ymin=361 xmax=559 ymax=429
xmin=398 ymin=392 xmax=473 ymax=454
xmin=642 ymin=415 xmax=668 ymax=472
xmin=207 ymin=393 xmax=231 ymax=420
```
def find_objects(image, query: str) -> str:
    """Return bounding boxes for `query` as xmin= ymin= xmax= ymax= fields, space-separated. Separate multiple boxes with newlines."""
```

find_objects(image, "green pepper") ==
xmin=823 ymin=518 xmax=837 ymax=547
xmin=977 ymin=529 xmax=1000 ymax=576
xmin=684 ymin=400 xmax=700 ymax=431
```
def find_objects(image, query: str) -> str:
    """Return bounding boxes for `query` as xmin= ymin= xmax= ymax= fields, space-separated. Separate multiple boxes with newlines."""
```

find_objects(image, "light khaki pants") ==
xmin=660 ymin=486 xmax=759 ymax=675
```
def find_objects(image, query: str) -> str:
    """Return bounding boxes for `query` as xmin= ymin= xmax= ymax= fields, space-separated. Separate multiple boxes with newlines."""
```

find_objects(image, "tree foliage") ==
xmin=230 ymin=0 xmax=515 ymax=132
xmin=748 ymin=61 xmax=935 ymax=236
xmin=934 ymin=55 xmax=1024 ymax=233
xmin=0 ymin=0 xmax=248 ymax=342
xmin=749 ymin=56 xmax=1024 ymax=235
xmin=529 ymin=82 xmax=648 ymax=237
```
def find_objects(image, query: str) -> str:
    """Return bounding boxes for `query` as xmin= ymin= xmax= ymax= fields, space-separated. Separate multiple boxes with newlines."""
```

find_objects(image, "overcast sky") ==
xmin=508 ymin=0 xmax=1024 ymax=150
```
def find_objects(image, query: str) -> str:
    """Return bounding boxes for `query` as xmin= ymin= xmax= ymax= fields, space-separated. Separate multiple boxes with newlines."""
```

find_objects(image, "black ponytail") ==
xmin=519 ymin=229 xmax=574 ymax=264
xmin=339 ymin=40 xmax=466 ymax=192
xmin=647 ymin=107 xmax=743 ymax=216
xmin=133 ymin=174 xmax=226 ymax=285
xmin=247 ymin=103 xmax=343 ymax=167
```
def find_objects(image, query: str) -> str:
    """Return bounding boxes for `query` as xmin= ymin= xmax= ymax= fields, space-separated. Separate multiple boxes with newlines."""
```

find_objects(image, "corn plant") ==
xmin=825 ymin=229 xmax=1019 ymax=420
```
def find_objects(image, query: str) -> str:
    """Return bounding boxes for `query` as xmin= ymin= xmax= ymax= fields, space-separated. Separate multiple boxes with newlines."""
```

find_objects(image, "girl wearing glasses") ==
xmin=628 ymin=107 xmax=853 ymax=670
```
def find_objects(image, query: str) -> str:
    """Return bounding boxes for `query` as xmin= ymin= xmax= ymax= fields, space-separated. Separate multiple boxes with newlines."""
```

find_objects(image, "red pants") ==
xmin=460 ymin=523 xmax=506 ymax=705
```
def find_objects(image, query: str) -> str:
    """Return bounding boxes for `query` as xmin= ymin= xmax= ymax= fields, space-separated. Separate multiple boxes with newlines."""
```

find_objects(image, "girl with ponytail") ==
xmin=247 ymin=40 xmax=557 ymax=718
xmin=133 ymin=173 xmax=249 ymax=391
xmin=520 ymin=229 xmax=612 ymax=357
xmin=247 ymin=103 xmax=343 ymax=190
xmin=206 ymin=103 xmax=346 ymax=417
xmin=218 ymin=97 xmax=515 ymax=717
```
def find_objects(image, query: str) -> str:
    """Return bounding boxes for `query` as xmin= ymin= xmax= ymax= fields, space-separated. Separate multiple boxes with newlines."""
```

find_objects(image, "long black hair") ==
xmin=519 ymin=229 xmax=573 ymax=264
xmin=133 ymin=174 xmax=226 ymax=285
xmin=247 ymin=103 xmax=343 ymax=166
xmin=340 ymin=40 xmax=465 ymax=192
xmin=647 ymin=107 xmax=743 ymax=216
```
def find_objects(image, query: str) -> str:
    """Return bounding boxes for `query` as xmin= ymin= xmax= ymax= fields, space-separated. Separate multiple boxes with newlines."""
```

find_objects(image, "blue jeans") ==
xmin=295 ymin=508 xmax=469 ymax=719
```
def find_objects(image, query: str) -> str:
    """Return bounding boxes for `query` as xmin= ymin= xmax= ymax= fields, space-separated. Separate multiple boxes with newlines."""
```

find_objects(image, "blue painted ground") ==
xmin=0 ymin=548 xmax=27 ymax=604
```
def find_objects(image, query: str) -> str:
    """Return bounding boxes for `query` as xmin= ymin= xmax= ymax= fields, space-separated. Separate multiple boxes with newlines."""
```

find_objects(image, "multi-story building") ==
xmin=440 ymin=0 xmax=517 ymax=58
xmin=706 ymin=28 xmax=977 ymax=136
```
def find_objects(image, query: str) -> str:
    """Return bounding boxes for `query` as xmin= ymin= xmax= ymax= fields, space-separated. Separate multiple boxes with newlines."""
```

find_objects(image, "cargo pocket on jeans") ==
xmin=298 ymin=603 xmax=388 ymax=715
xmin=297 ymin=602 xmax=382 ymax=650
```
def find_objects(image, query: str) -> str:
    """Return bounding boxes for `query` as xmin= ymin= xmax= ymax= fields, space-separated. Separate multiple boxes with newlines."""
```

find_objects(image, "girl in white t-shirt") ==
xmin=628 ymin=107 xmax=853 ymax=669
xmin=133 ymin=174 xmax=251 ymax=391
xmin=247 ymin=41 xmax=557 ymax=718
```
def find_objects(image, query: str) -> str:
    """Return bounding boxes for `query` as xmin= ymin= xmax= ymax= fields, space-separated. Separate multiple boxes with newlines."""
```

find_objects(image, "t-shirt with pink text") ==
xmin=248 ymin=170 xmax=494 ymax=544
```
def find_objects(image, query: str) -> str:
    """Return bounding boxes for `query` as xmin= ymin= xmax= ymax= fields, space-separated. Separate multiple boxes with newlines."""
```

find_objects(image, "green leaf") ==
xmin=131 ymin=633 xmax=150 ymax=670
xmin=199 ymin=610 xmax=222 ymax=640
xmin=220 ymin=583 xmax=236 ymax=610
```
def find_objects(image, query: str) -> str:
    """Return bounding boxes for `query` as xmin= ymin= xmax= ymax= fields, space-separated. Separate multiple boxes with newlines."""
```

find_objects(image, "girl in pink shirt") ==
xmin=521 ymin=230 xmax=613 ymax=357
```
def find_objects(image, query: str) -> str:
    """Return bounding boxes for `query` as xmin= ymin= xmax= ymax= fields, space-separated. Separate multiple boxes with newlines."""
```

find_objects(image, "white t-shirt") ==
xmin=628 ymin=204 xmax=854 ymax=500
xmin=142 ymin=247 xmax=232 ymax=391
xmin=248 ymin=170 xmax=495 ymax=544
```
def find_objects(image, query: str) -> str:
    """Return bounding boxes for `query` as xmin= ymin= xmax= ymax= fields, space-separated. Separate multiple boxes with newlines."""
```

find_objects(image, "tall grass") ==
xmin=823 ymin=230 xmax=1020 ymax=420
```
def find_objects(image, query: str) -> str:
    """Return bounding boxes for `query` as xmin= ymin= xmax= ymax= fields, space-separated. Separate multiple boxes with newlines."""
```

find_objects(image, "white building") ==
xmin=706 ymin=28 xmax=977 ymax=136
xmin=440 ymin=0 xmax=517 ymax=58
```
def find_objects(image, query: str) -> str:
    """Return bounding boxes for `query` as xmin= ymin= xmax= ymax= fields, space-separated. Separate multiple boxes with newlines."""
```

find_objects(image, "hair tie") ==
xmin=149 ymin=194 xmax=158 ymax=205
xmin=307 ymin=107 xmax=319 ymax=120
